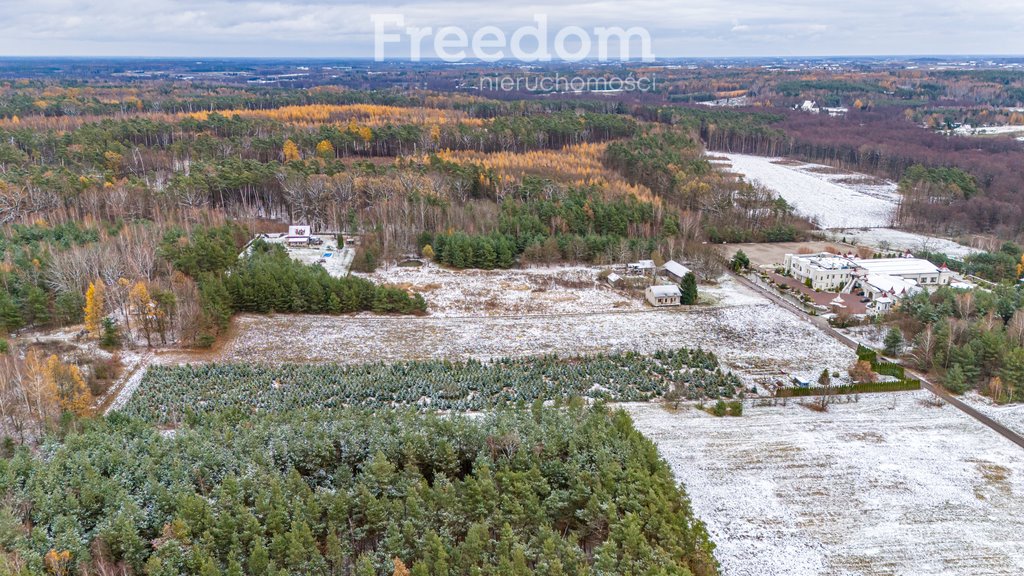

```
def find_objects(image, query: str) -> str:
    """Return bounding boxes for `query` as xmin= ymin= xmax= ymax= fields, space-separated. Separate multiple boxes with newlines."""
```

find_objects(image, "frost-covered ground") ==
xmin=838 ymin=324 xmax=888 ymax=351
xmin=193 ymin=301 xmax=854 ymax=386
xmin=714 ymin=154 xmax=899 ymax=229
xmin=356 ymin=264 xmax=641 ymax=316
xmin=625 ymin=392 xmax=1024 ymax=576
xmin=951 ymin=125 xmax=1024 ymax=137
xmin=962 ymin=392 xmax=1024 ymax=439
xmin=827 ymin=228 xmax=982 ymax=260
xmin=357 ymin=264 xmax=764 ymax=316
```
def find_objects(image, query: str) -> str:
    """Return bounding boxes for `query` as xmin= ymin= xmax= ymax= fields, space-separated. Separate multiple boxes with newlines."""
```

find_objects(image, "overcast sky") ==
xmin=0 ymin=0 xmax=1020 ymax=59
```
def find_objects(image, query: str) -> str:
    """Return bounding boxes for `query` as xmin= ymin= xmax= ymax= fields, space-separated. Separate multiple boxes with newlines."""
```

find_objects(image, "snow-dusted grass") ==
xmin=104 ymin=351 xmax=151 ymax=414
xmin=952 ymin=125 xmax=1024 ymax=137
xmin=828 ymin=227 xmax=982 ymax=260
xmin=838 ymin=324 xmax=889 ymax=351
xmin=355 ymin=264 xmax=763 ymax=317
xmin=199 ymin=299 xmax=854 ymax=387
xmin=962 ymin=392 xmax=1024 ymax=439
xmin=625 ymin=391 xmax=1024 ymax=576
xmin=355 ymin=263 xmax=641 ymax=317
xmin=715 ymin=154 xmax=899 ymax=229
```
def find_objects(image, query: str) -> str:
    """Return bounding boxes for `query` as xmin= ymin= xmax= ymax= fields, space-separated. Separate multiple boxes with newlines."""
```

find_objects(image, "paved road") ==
xmin=733 ymin=271 xmax=1024 ymax=451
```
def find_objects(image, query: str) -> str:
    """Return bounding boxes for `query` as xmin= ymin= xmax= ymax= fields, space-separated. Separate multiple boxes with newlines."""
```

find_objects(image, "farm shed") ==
xmin=662 ymin=260 xmax=692 ymax=283
xmin=628 ymin=260 xmax=657 ymax=275
xmin=646 ymin=284 xmax=682 ymax=307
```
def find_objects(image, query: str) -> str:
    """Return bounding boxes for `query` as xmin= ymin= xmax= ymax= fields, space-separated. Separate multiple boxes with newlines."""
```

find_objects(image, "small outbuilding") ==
xmin=628 ymin=260 xmax=657 ymax=276
xmin=646 ymin=284 xmax=682 ymax=307
xmin=287 ymin=225 xmax=311 ymax=246
xmin=662 ymin=260 xmax=692 ymax=283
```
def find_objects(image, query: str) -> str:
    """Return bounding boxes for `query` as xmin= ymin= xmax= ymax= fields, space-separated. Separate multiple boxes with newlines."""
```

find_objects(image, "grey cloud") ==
xmin=0 ymin=0 xmax=1020 ymax=57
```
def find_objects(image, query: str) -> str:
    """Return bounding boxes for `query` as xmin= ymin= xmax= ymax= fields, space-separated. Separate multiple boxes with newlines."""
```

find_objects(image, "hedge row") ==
xmin=776 ymin=379 xmax=921 ymax=397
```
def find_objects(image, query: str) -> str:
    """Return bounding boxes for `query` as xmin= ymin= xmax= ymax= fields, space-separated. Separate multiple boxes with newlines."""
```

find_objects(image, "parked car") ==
xmin=309 ymin=236 xmax=324 ymax=246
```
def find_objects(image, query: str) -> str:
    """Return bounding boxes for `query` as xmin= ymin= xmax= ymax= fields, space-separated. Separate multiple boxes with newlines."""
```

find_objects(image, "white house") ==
xmin=646 ymin=284 xmax=682 ymax=307
xmin=662 ymin=260 xmax=692 ymax=283
xmin=798 ymin=100 xmax=820 ymax=114
xmin=627 ymin=260 xmax=657 ymax=276
xmin=286 ymin=225 xmax=311 ymax=246
xmin=784 ymin=253 xmax=857 ymax=291
xmin=784 ymin=253 xmax=953 ymax=292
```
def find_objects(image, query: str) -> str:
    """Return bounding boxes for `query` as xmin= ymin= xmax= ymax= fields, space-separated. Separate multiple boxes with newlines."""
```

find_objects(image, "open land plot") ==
xmin=166 ymin=298 xmax=856 ymax=387
xmin=713 ymin=153 xmax=900 ymax=229
xmin=625 ymin=391 xmax=1024 ymax=576
xmin=355 ymin=263 xmax=642 ymax=316
xmin=962 ymin=392 xmax=1024 ymax=440
xmin=357 ymin=264 xmax=764 ymax=316
xmin=715 ymin=241 xmax=853 ymax=268
xmin=826 ymin=227 xmax=982 ymax=260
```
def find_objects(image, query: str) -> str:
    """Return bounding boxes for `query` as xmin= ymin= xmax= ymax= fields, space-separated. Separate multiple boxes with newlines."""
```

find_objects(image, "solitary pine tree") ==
xmin=883 ymin=328 xmax=904 ymax=357
xmin=680 ymin=272 xmax=698 ymax=305
xmin=730 ymin=250 xmax=750 ymax=271
xmin=944 ymin=364 xmax=967 ymax=393
xmin=818 ymin=368 xmax=831 ymax=386
xmin=83 ymin=281 xmax=104 ymax=339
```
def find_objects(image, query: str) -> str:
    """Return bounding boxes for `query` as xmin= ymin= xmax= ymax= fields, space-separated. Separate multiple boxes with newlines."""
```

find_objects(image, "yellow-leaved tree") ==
xmin=44 ymin=355 xmax=93 ymax=416
xmin=315 ymin=139 xmax=336 ymax=159
xmin=83 ymin=281 xmax=104 ymax=338
xmin=129 ymin=280 xmax=160 ymax=347
xmin=283 ymin=139 xmax=301 ymax=162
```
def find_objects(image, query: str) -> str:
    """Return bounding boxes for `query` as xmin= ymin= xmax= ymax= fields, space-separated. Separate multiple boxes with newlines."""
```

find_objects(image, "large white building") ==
xmin=854 ymin=258 xmax=952 ymax=287
xmin=783 ymin=253 xmax=857 ymax=291
xmin=784 ymin=253 xmax=954 ymax=293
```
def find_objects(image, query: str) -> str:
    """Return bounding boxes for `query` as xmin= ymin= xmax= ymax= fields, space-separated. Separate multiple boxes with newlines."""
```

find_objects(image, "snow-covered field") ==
xmin=193 ymin=300 xmax=854 ymax=387
xmin=161 ymin=265 xmax=855 ymax=385
xmin=714 ymin=154 xmax=900 ymax=229
xmin=827 ymin=228 xmax=982 ymax=260
xmin=951 ymin=125 xmax=1024 ymax=138
xmin=963 ymin=392 xmax=1024 ymax=440
xmin=625 ymin=392 xmax=1024 ymax=576
xmin=355 ymin=264 xmax=764 ymax=317
xmin=357 ymin=264 xmax=640 ymax=316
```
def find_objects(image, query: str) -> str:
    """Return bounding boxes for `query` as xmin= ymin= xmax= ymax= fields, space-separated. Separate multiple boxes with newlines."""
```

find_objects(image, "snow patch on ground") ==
xmin=105 ymin=351 xmax=152 ymax=414
xmin=194 ymin=301 xmax=855 ymax=387
xmin=715 ymin=154 xmax=899 ymax=229
xmin=827 ymin=227 xmax=982 ymax=260
xmin=356 ymin=263 xmax=642 ymax=317
xmin=838 ymin=324 xmax=888 ymax=351
xmin=962 ymin=392 xmax=1024 ymax=439
xmin=625 ymin=392 xmax=1024 ymax=576
xmin=951 ymin=125 xmax=1024 ymax=137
